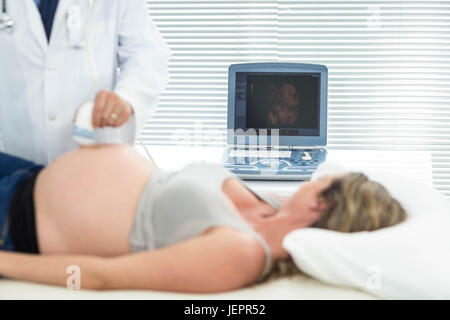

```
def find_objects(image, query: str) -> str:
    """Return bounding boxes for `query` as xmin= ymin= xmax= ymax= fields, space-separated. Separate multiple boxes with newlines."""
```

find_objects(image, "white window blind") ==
xmin=142 ymin=0 xmax=450 ymax=198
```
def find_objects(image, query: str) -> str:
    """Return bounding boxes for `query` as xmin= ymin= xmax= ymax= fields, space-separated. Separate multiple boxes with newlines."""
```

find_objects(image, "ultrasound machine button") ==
xmin=302 ymin=152 xmax=312 ymax=161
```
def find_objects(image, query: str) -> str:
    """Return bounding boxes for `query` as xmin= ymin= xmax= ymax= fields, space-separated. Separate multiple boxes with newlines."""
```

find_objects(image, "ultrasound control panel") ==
xmin=223 ymin=148 xmax=327 ymax=180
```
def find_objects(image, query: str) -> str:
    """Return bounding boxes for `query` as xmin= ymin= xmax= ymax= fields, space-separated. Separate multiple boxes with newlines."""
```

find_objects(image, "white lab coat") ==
xmin=0 ymin=0 xmax=170 ymax=164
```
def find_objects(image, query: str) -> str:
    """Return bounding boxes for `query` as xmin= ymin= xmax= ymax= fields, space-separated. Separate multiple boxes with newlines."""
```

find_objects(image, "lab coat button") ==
xmin=48 ymin=64 xmax=56 ymax=71
xmin=48 ymin=113 xmax=56 ymax=121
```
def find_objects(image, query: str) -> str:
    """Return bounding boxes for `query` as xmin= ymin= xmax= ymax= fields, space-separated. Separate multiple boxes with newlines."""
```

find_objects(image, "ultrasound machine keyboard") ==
xmin=223 ymin=148 xmax=327 ymax=181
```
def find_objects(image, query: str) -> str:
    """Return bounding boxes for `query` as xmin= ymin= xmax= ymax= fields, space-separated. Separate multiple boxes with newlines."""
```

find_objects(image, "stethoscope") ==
xmin=0 ymin=0 xmax=13 ymax=33
xmin=0 ymin=0 xmax=96 ymax=50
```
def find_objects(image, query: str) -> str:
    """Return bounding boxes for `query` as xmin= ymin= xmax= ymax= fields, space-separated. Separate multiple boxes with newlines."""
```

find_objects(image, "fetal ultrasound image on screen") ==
xmin=245 ymin=74 xmax=319 ymax=130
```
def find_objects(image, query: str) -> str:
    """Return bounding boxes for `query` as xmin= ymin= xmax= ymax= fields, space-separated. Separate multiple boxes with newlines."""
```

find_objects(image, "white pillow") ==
xmin=282 ymin=161 xmax=450 ymax=299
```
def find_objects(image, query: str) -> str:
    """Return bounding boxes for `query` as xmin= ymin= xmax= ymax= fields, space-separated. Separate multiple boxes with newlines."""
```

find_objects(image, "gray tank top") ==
xmin=129 ymin=163 xmax=281 ymax=281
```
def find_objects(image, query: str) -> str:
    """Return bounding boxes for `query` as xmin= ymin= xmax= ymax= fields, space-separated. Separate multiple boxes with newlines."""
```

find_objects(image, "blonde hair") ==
xmin=262 ymin=172 xmax=408 ymax=282
xmin=314 ymin=172 xmax=407 ymax=232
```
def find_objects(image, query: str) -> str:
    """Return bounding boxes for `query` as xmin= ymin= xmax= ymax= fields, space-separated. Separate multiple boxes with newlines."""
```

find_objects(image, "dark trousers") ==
xmin=0 ymin=152 xmax=44 ymax=251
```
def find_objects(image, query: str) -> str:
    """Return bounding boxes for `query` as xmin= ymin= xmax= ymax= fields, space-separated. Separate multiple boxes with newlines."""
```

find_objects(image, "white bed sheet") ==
xmin=0 ymin=275 xmax=376 ymax=300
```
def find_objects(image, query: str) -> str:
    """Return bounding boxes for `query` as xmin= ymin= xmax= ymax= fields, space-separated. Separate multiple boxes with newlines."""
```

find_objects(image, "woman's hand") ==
xmin=92 ymin=90 xmax=134 ymax=128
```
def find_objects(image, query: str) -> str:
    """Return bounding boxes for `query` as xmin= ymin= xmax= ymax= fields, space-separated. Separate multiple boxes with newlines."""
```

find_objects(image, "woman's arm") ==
xmin=0 ymin=227 xmax=266 ymax=293
xmin=0 ymin=251 xmax=107 ymax=289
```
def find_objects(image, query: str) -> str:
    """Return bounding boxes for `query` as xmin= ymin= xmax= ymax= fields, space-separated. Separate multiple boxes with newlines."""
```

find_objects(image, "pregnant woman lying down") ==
xmin=0 ymin=145 xmax=407 ymax=292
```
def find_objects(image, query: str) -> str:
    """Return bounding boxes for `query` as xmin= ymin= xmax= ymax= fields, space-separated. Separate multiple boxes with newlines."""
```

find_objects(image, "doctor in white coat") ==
xmin=0 ymin=0 xmax=170 ymax=164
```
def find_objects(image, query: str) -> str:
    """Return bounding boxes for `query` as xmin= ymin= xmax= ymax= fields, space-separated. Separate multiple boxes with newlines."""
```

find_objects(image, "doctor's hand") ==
xmin=92 ymin=90 xmax=134 ymax=128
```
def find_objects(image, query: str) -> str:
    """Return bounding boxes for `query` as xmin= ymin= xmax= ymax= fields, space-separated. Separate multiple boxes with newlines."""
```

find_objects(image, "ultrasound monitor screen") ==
xmin=234 ymin=72 xmax=321 ymax=136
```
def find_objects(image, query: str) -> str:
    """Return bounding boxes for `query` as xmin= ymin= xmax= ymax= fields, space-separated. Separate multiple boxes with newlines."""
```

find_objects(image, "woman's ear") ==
xmin=310 ymin=197 xmax=328 ymax=212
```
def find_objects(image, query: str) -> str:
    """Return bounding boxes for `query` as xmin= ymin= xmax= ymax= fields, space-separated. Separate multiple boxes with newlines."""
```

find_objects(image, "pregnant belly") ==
xmin=34 ymin=145 xmax=155 ymax=256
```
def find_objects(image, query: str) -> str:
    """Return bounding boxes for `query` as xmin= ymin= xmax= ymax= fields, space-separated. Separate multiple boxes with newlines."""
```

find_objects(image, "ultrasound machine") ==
xmin=222 ymin=63 xmax=328 ymax=180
